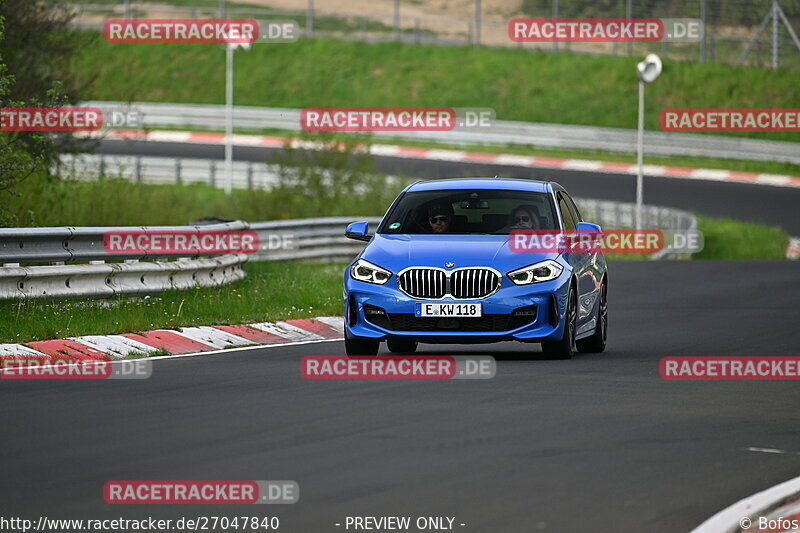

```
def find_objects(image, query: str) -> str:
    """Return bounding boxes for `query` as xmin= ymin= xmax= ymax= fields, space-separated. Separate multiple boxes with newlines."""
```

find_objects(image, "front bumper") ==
xmin=344 ymin=272 xmax=571 ymax=344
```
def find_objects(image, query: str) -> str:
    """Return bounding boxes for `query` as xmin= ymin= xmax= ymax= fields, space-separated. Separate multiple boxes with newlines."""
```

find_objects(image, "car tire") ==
xmin=577 ymin=280 xmax=607 ymax=354
xmin=541 ymin=284 xmax=577 ymax=360
xmin=345 ymin=335 xmax=379 ymax=356
xmin=387 ymin=339 xmax=418 ymax=353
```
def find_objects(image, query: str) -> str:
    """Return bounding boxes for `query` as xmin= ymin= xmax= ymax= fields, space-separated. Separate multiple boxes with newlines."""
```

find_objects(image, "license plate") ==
xmin=415 ymin=303 xmax=482 ymax=317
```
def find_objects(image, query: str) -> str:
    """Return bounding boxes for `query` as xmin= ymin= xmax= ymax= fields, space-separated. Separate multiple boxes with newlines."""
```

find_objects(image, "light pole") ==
xmin=634 ymin=53 xmax=662 ymax=230
xmin=224 ymin=38 xmax=250 ymax=195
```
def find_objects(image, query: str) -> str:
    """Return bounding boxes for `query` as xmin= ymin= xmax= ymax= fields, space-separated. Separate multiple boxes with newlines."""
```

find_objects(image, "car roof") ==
xmin=405 ymin=177 xmax=553 ymax=193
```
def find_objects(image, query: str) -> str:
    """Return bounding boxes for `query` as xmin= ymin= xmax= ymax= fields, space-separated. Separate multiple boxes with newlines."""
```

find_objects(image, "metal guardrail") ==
xmin=0 ymin=221 xmax=250 ymax=263
xmin=0 ymin=255 xmax=247 ymax=300
xmin=578 ymin=198 xmax=698 ymax=259
xmin=86 ymin=101 xmax=800 ymax=165
xmin=0 ymin=220 xmax=253 ymax=299
xmin=54 ymin=153 xmax=407 ymax=194
xmin=0 ymin=202 xmax=697 ymax=300
xmin=57 ymin=153 xmax=282 ymax=189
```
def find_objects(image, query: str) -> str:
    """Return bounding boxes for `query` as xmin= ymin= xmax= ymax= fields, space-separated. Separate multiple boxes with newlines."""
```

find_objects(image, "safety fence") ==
xmin=69 ymin=0 xmax=800 ymax=68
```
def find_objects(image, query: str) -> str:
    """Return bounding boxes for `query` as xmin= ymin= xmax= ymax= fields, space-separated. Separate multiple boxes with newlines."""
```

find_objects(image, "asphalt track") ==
xmin=2 ymin=261 xmax=799 ymax=532
xmin=96 ymin=138 xmax=800 ymax=235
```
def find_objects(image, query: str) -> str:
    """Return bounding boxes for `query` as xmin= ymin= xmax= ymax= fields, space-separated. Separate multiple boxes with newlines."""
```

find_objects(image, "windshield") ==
xmin=377 ymin=188 xmax=558 ymax=235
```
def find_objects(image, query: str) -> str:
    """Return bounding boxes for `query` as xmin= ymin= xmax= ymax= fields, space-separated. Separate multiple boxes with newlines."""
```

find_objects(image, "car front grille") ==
xmin=397 ymin=268 xmax=447 ymax=299
xmin=450 ymin=269 xmax=500 ymax=299
xmin=397 ymin=268 xmax=500 ymax=300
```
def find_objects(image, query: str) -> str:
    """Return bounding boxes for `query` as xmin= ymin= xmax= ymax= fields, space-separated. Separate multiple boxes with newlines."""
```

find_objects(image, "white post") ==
xmin=474 ymin=0 xmax=481 ymax=47
xmin=635 ymin=80 xmax=644 ymax=230
xmin=225 ymin=45 xmax=234 ymax=195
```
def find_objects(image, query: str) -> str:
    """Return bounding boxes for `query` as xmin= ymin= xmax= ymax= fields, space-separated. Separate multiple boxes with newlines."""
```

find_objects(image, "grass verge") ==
xmin=0 ymin=261 xmax=346 ymax=344
xmin=695 ymin=216 xmax=789 ymax=259
xmin=3 ymin=171 xmax=400 ymax=227
xmin=72 ymin=35 xmax=800 ymax=143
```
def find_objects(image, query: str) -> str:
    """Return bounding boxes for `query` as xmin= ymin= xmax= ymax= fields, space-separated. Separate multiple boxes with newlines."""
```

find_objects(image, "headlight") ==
xmin=507 ymin=260 xmax=563 ymax=285
xmin=350 ymin=259 xmax=392 ymax=284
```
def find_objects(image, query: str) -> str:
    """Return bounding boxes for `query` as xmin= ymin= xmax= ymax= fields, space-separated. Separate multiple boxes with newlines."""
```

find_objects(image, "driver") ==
xmin=427 ymin=203 xmax=453 ymax=233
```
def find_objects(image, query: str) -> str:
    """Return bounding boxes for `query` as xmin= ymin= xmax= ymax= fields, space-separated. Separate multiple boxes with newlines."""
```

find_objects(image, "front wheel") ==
xmin=345 ymin=335 xmax=379 ymax=356
xmin=577 ymin=281 xmax=607 ymax=353
xmin=541 ymin=285 xmax=577 ymax=360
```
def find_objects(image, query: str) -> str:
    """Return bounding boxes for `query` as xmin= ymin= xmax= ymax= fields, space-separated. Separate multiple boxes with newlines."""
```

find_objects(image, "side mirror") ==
xmin=345 ymin=221 xmax=372 ymax=242
xmin=576 ymin=222 xmax=602 ymax=232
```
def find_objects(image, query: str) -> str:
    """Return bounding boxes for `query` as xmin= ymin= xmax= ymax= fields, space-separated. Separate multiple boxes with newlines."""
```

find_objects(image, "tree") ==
xmin=0 ymin=0 xmax=93 ymax=225
xmin=0 ymin=0 xmax=94 ymax=104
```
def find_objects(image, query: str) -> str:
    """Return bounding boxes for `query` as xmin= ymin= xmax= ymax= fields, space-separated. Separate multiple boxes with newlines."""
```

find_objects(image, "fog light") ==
xmin=364 ymin=304 xmax=390 ymax=329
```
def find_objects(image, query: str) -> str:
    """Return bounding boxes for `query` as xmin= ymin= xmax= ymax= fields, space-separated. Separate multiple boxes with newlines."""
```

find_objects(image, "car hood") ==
xmin=361 ymin=234 xmax=559 ymax=272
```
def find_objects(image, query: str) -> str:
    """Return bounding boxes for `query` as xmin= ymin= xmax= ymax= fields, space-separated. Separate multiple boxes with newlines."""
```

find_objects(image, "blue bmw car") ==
xmin=343 ymin=178 xmax=608 ymax=359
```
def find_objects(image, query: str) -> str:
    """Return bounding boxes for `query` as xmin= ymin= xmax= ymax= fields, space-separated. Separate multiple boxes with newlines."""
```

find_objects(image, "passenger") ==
xmin=427 ymin=203 xmax=453 ymax=233
xmin=508 ymin=205 xmax=540 ymax=229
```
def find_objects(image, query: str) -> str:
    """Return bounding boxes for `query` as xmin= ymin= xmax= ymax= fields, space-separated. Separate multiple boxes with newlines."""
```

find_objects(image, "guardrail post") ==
xmin=772 ymin=0 xmax=780 ymax=69
xmin=246 ymin=163 xmax=253 ymax=189
xmin=700 ymin=0 xmax=707 ymax=62
xmin=626 ymin=0 xmax=632 ymax=56
xmin=756 ymin=37 xmax=762 ymax=66
xmin=135 ymin=156 xmax=142 ymax=184
xmin=99 ymin=155 xmax=106 ymax=180
xmin=209 ymin=160 xmax=216 ymax=188
xmin=393 ymin=0 xmax=400 ymax=41
xmin=175 ymin=158 xmax=182 ymax=185
xmin=552 ymin=0 xmax=559 ymax=52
